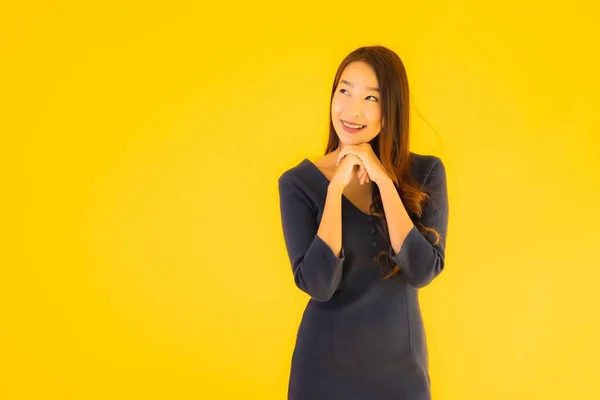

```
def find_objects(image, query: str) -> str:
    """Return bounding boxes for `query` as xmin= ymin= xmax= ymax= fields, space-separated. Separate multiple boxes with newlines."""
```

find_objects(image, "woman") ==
xmin=278 ymin=45 xmax=449 ymax=400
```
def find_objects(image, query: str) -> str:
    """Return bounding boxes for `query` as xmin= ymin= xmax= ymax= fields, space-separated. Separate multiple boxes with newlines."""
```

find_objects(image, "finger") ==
xmin=358 ymin=164 xmax=365 ymax=178
xmin=357 ymin=164 xmax=364 ymax=178
xmin=360 ymin=163 xmax=368 ymax=183
xmin=338 ymin=148 xmax=361 ymax=165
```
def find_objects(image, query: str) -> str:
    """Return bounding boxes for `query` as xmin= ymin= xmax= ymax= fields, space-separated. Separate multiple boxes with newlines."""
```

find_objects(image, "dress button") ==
xmin=370 ymin=228 xmax=376 ymax=234
xmin=371 ymin=241 xmax=377 ymax=247
xmin=372 ymin=256 xmax=378 ymax=262
xmin=367 ymin=216 xmax=372 ymax=222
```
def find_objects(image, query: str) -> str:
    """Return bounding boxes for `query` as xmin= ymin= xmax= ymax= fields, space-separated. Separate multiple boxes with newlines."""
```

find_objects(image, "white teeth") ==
xmin=343 ymin=121 xmax=365 ymax=129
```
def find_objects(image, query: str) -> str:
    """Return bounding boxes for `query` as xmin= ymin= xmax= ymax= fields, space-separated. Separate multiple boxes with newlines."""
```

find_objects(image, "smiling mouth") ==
xmin=341 ymin=120 xmax=366 ymax=129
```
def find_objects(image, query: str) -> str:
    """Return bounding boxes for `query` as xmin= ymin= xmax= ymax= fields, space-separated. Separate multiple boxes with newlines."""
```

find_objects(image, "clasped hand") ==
xmin=335 ymin=143 xmax=390 ymax=185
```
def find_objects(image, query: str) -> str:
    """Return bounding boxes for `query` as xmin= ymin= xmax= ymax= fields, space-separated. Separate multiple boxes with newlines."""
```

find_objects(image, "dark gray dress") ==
xmin=277 ymin=152 xmax=449 ymax=400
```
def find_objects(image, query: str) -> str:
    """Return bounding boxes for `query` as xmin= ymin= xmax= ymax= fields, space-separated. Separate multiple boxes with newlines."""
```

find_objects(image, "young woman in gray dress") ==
xmin=278 ymin=45 xmax=449 ymax=400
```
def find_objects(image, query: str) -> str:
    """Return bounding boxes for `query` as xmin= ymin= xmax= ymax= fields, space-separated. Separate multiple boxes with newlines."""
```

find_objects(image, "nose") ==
xmin=349 ymin=101 xmax=362 ymax=118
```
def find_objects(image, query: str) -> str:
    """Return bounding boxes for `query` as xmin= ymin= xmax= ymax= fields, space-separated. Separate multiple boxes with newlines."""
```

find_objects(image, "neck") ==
xmin=335 ymin=142 xmax=348 ymax=153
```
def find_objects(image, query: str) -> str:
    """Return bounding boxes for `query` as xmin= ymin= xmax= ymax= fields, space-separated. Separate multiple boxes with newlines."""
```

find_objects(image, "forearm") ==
xmin=316 ymin=183 xmax=344 ymax=257
xmin=378 ymin=177 xmax=414 ymax=254
xmin=381 ymin=158 xmax=449 ymax=288
xmin=279 ymin=177 xmax=346 ymax=302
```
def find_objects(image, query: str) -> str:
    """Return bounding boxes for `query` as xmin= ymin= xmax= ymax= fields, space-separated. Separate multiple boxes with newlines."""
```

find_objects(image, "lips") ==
xmin=341 ymin=120 xmax=366 ymax=129
xmin=341 ymin=120 xmax=366 ymax=134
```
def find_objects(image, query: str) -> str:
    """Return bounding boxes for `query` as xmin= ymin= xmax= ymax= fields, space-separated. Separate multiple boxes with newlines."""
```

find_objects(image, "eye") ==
xmin=339 ymin=89 xmax=349 ymax=95
xmin=366 ymin=95 xmax=379 ymax=102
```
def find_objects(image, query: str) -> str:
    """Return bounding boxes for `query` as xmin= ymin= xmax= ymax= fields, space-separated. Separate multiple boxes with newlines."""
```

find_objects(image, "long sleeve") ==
xmin=389 ymin=158 xmax=449 ymax=288
xmin=278 ymin=177 xmax=345 ymax=302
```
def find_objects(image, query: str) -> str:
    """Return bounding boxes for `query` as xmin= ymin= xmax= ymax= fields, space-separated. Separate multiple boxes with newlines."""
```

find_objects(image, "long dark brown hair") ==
xmin=325 ymin=45 xmax=440 ymax=279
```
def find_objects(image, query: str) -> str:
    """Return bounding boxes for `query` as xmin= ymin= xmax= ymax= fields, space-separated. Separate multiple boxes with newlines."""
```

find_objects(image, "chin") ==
xmin=338 ymin=137 xmax=364 ymax=147
xmin=336 ymin=131 xmax=376 ymax=145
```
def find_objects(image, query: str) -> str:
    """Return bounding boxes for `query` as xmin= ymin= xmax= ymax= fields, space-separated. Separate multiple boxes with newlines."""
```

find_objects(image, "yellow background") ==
xmin=2 ymin=1 xmax=599 ymax=399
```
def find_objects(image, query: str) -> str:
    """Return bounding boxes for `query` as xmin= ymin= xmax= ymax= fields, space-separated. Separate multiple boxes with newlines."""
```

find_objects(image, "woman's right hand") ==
xmin=329 ymin=153 xmax=369 ymax=190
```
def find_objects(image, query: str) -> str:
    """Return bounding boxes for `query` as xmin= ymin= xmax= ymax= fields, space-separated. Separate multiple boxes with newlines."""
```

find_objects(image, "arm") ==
xmin=379 ymin=158 xmax=449 ymax=288
xmin=278 ymin=177 xmax=345 ymax=302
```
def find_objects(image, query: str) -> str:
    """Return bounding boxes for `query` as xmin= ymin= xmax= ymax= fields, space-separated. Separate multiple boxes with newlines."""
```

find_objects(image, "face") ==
xmin=331 ymin=61 xmax=382 ymax=148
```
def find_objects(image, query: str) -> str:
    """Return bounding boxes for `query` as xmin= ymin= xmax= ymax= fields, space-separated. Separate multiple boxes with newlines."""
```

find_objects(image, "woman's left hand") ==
xmin=336 ymin=143 xmax=391 ymax=185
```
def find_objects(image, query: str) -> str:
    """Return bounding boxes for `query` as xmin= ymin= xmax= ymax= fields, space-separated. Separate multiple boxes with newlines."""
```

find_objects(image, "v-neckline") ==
xmin=303 ymin=158 xmax=374 ymax=217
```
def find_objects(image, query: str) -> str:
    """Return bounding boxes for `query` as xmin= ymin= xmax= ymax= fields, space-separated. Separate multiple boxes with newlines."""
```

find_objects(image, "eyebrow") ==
xmin=340 ymin=79 xmax=380 ymax=92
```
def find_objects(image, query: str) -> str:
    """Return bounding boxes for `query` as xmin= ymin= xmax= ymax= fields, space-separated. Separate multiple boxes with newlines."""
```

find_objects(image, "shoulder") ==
xmin=278 ymin=158 xmax=326 ymax=212
xmin=408 ymin=151 xmax=445 ymax=188
xmin=409 ymin=151 xmax=442 ymax=171
xmin=278 ymin=158 xmax=313 ymax=187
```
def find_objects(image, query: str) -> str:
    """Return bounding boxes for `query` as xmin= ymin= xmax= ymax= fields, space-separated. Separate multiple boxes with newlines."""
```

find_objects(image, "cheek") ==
xmin=331 ymin=101 xmax=343 ymax=116
xmin=365 ymin=107 xmax=381 ymax=125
